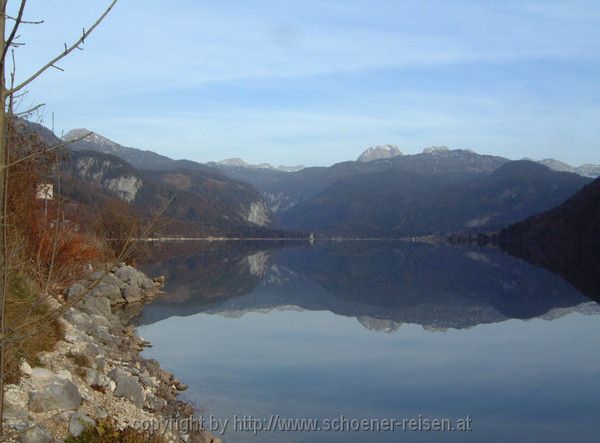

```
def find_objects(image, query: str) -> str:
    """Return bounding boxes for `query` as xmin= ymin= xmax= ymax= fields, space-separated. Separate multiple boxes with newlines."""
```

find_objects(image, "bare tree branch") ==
xmin=12 ymin=103 xmax=44 ymax=117
xmin=5 ymin=15 xmax=43 ymax=25
xmin=6 ymin=195 xmax=176 ymax=337
xmin=2 ymin=0 xmax=26 ymax=63
xmin=3 ymin=130 xmax=92 ymax=170
xmin=7 ymin=0 xmax=118 ymax=96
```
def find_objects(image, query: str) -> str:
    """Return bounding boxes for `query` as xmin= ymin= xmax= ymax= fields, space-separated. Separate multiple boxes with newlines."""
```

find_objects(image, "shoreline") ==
xmin=1 ymin=263 xmax=221 ymax=443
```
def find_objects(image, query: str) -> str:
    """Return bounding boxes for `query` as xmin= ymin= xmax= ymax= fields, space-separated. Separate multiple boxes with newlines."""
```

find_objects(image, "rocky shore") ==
xmin=2 ymin=263 xmax=220 ymax=443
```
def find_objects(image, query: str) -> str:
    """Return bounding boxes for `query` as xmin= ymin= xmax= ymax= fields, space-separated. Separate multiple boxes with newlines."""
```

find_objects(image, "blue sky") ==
xmin=9 ymin=0 xmax=600 ymax=166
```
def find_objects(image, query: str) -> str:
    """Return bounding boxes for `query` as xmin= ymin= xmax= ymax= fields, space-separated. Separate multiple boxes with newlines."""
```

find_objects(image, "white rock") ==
xmin=20 ymin=360 xmax=33 ymax=376
xmin=22 ymin=425 xmax=52 ymax=443
xmin=85 ymin=368 xmax=99 ymax=386
xmin=30 ymin=367 xmax=54 ymax=381
xmin=64 ymin=327 xmax=92 ymax=344
xmin=56 ymin=369 xmax=73 ymax=381
xmin=28 ymin=377 xmax=81 ymax=412
xmin=3 ymin=385 xmax=29 ymax=429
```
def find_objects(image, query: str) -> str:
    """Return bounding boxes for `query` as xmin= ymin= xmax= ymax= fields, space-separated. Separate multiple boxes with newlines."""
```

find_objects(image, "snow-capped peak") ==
xmin=357 ymin=145 xmax=403 ymax=162
xmin=218 ymin=158 xmax=249 ymax=167
xmin=216 ymin=158 xmax=305 ymax=172
xmin=63 ymin=129 xmax=121 ymax=150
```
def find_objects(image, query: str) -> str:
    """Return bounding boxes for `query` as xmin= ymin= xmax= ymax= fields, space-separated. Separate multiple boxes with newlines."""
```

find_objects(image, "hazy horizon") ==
xmin=11 ymin=0 xmax=600 ymax=167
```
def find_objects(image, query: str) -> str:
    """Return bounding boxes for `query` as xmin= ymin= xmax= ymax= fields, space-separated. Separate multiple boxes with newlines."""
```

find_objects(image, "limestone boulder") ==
xmin=3 ymin=385 xmax=29 ymax=430
xmin=108 ymin=368 xmax=144 ymax=407
xmin=65 ymin=283 xmax=86 ymax=302
xmin=114 ymin=265 xmax=155 ymax=291
xmin=89 ymin=271 xmax=126 ymax=289
xmin=122 ymin=283 xmax=142 ymax=303
xmin=28 ymin=377 xmax=81 ymax=412
xmin=79 ymin=295 xmax=112 ymax=318
xmin=69 ymin=412 xmax=95 ymax=437
xmin=22 ymin=425 xmax=52 ymax=443
xmin=90 ymin=282 xmax=125 ymax=305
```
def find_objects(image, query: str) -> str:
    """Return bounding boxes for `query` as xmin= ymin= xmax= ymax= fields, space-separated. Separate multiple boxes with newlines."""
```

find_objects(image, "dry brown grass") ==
xmin=66 ymin=351 xmax=92 ymax=378
xmin=2 ymin=122 xmax=102 ymax=384
xmin=3 ymin=273 xmax=64 ymax=384
xmin=64 ymin=418 xmax=170 ymax=443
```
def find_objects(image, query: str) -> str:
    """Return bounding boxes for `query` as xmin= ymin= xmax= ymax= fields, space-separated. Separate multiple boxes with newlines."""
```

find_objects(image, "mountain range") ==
xmin=207 ymin=157 xmax=304 ymax=172
xmin=279 ymin=160 xmax=590 ymax=235
xmin=214 ymin=146 xmax=594 ymax=236
xmin=21 ymin=121 xmax=294 ymax=238
xmin=535 ymin=158 xmax=600 ymax=179
xmin=19 ymin=120 xmax=600 ymax=238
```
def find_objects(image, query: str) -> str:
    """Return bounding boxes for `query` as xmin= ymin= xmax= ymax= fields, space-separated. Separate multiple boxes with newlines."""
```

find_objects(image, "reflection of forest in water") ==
xmin=137 ymin=241 xmax=600 ymax=331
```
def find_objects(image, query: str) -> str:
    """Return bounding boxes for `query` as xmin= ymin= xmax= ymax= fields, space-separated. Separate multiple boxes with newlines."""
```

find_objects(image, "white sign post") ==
xmin=36 ymin=183 xmax=54 ymax=223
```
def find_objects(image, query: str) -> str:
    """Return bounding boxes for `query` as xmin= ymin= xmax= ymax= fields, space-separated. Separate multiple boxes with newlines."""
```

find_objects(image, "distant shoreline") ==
xmin=142 ymin=237 xmax=308 ymax=241
xmin=141 ymin=236 xmax=441 ymax=242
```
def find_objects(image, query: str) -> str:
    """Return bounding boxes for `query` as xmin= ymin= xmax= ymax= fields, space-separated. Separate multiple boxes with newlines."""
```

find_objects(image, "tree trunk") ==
xmin=0 ymin=4 xmax=7 ymax=433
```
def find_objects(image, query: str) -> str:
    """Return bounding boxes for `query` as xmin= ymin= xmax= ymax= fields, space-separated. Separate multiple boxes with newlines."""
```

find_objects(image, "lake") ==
xmin=137 ymin=241 xmax=600 ymax=442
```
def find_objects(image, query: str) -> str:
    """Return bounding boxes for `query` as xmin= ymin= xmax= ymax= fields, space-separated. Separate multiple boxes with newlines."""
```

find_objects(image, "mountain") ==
xmin=64 ymin=129 xmax=250 ymax=177
xmin=536 ymin=158 xmax=600 ymax=178
xmin=14 ymin=119 xmax=59 ymax=146
xmin=357 ymin=145 xmax=402 ymax=162
xmin=218 ymin=148 xmax=510 ymax=217
xmin=279 ymin=160 xmax=591 ymax=235
xmin=214 ymin=148 xmax=593 ymax=236
xmin=64 ymin=149 xmax=142 ymax=203
xmin=61 ymin=149 xmax=279 ymax=235
xmin=498 ymin=176 xmax=600 ymax=300
xmin=422 ymin=146 xmax=451 ymax=154
xmin=55 ymin=124 xmax=600 ymax=238
xmin=210 ymin=157 xmax=304 ymax=172
xmin=576 ymin=164 xmax=600 ymax=178
xmin=499 ymin=176 xmax=600 ymax=244
xmin=63 ymin=129 xmax=177 ymax=171
xmin=16 ymin=121 xmax=292 ymax=237
xmin=537 ymin=158 xmax=574 ymax=173
xmin=64 ymin=129 xmax=306 ymax=179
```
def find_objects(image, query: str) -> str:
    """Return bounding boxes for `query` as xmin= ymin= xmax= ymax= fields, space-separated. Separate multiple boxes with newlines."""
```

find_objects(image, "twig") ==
xmin=3 ymin=130 xmax=92 ymax=169
xmin=13 ymin=103 xmax=45 ymax=117
xmin=6 ymin=195 xmax=175 ymax=337
xmin=8 ymin=0 xmax=119 ymax=96
xmin=2 ymin=0 xmax=26 ymax=62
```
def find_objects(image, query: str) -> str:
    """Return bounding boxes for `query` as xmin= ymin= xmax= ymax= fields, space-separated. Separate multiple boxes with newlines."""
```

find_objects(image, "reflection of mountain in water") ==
xmin=137 ymin=242 xmax=598 ymax=331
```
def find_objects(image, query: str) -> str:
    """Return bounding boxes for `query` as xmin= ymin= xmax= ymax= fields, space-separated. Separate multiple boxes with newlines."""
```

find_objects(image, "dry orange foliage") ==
xmin=6 ymin=120 xmax=104 ymax=287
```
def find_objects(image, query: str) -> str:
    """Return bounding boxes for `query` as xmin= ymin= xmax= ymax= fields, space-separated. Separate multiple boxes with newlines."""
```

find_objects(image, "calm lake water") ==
xmin=137 ymin=241 xmax=600 ymax=442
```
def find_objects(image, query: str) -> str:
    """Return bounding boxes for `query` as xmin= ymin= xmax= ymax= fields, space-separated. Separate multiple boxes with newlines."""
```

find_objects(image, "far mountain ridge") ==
xmin=61 ymin=127 xmax=600 ymax=180
xmin=279 ymin=160 xmax=591 ymax=235
xmin=209 ymin=157 xmax=305 ymax=172
xmin=534 ymin=157 xmax=600 ymax=179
